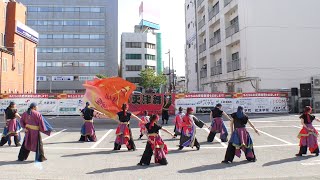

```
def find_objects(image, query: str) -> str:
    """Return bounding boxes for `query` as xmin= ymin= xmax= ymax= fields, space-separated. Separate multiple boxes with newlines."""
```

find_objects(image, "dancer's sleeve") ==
xmin=39 ymin=115 xmax=53 ymax=136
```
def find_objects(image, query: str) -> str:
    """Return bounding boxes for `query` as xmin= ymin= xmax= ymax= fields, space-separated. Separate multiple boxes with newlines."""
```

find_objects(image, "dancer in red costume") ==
xmin=296 ymin=106 xmax=320 ymax=156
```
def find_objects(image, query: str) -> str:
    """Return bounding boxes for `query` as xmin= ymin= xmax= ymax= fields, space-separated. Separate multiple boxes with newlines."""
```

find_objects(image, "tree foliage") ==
xmin=139 ymin=68 xmax=166 ymax=92
xmin=95 ymin=74 xmax=108 ymax=79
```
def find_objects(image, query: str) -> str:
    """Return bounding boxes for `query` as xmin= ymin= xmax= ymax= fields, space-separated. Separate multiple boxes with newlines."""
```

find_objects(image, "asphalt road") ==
xmin=1 ymin=113 xmax=320 ymax=180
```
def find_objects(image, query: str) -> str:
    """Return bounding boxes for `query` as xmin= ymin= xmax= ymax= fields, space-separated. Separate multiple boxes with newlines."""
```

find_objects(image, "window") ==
xmin=187 ymin=4 xmax=189 ymax=9
xmin=188 ymin=43 xmax=191 ymax=49
xmin=79 ymin=62 xmax=90 ymax=67
xmin=232 ymin=52 xmax=239 ymax=60
xmin=27 ymin=20 xmax=37 ymax=26
xmin=79 ymin=76 xmax=95 ymax=81
xmin=28 ymin=7 xmax=38 ymax=12
xmin=80 ymin=7 xmax=91 ymax=12
xmin=91 ymin=7 xmax=102 ymax=13
xmin=145 ymin=43 xmax=155 ymax=49
xmin=62 ymin=62 xmax=73 ymax=67
xmin=52 ymin=62 xmax=62 ymax=67
xmin=64 ymin=7 xmax=75 ymax=12
xmin=0 ymin=33 xmax=4 ymax=47
xmin=230 ymin=16 xmax=239 ymax=26
xmin=39 ymin=47 xmax=104 ymax=53
xmin=53 ymin=48 xmax=62 ymax=53
xmin=145 ymin=54 xmax=156 ymax=60
xmin=37 ymin=62 xmax=46 ymax=67
xmin=54 ymin=7 xmax=63 ymax=12
xmin=90 ymin=62 xmax=100 ymax=67
xmin=53 ymin=34 xmax=63 ymax=39
xmin=46 ymin=62 xmax=52 ymax=67
xmin=98 ymin=62 xmax=105 ymax=67
xmin=188 ymin=23 xmax=190 ymax=29
xmin=126 ymin=77 xmax=141 ymax=83
xmin=126 ymin=65 xmax=142 ymax=71
xmin=18 ymin=63 xmax=23 ymax=75
xmin=32 ymin=20 xmax=104 ymax=26
xmin=145 ymin=65 xmax=155 ymax=70
xmin=126 ymin=42 xmax=141 ymax=48
xmin=64 ymin=35 xmax=73 ymax=39
xmin=126 ymin=54 xmax=142 ymax=60
xmin=80 ymin=35 xmax=90 ymax=39
xmin=2 ymin=58 xmax=7 ymax=72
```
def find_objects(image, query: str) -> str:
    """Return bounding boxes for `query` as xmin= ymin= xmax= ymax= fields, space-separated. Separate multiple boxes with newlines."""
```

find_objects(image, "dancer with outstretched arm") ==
xmin=179 ymin=107 xmax=208 ymax=151
xmin=79 ymin=102 xmax=104 ymax=142
xmin=18 ymin=103 xmax=53 ymax=162
xmin=114 ymin=103 xmax=143 ymax=151
xmin=138 ymin=114 xmax=174 ymax=166
xmin=207 ymin=103 xmax=231 ymax=143
xmin=296 ymin=106 xmax=320 ymax=157
xmin=222 ymin=106 xmax=259 ymax=164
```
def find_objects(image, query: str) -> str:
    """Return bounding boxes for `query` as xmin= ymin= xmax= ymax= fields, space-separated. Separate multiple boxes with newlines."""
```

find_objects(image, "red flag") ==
xmin=83 ymin=77 xmax=136 ymax=120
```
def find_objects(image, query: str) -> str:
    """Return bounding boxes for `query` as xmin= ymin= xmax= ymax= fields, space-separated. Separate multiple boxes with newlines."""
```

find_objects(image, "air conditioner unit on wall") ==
xmin=312 ymin=77 xmax=320 ymax=88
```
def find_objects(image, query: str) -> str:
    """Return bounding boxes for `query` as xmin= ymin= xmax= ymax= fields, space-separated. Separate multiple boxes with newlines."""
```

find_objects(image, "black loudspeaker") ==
xmin=301 ymin=99 xmax=312 ymax=108
xmin=300 ymin=83 xmax=312 ymax=97
xmin=291 ymin=88 xmax=298 ymax=96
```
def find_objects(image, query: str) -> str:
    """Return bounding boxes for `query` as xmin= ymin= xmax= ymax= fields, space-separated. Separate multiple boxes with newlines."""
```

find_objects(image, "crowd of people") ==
xmin=0 ymin=101 xmax=319 ymax=166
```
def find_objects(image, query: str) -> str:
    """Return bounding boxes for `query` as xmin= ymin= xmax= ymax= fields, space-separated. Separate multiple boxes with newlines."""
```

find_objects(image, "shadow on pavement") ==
xmin=45 ymin=141 xmax=84 ymax=145
xmin=169 ymin=149 xmax=197 ymax=155
xmin=263 ymin=156 xmax=314 ymax=167
xmin=178 ymin=161 xmax=250 ymax=173
xmin=87 ymin=164 xmax=158 ymax=174
xmin=199 ymin=141 xmax=220 ymax=146
xmin=0 ymin=160 xmax=33 ymax=167
xmin=62 ymin=150 xmax=127 ymax=158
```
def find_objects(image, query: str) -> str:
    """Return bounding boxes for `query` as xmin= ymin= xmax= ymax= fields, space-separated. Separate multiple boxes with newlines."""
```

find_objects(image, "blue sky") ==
xmin=118 ymin=0 xmax=186 ymax=76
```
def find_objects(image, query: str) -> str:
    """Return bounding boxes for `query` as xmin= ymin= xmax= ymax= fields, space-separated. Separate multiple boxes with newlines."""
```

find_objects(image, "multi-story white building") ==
xmin=121 ymin=25 xmax=158 ymax=91
xmin=185 ymin=0 xmax=320 ymax=93
xmin=185 ymin=0 xmax=198 ymax=92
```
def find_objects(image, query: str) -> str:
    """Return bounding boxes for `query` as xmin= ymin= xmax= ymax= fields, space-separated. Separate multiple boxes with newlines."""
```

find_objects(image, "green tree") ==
xmin=95 ymin=74 xmax=108 ymax=79
xmin=139 ymin=68 xmax=166 ymax=93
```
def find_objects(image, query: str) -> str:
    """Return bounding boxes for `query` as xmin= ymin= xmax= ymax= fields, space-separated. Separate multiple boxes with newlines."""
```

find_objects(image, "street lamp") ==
xmin=165 ymin=50 xmax=171 ymax=93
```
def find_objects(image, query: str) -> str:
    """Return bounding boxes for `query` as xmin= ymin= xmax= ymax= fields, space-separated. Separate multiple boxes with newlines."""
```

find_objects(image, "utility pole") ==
xmin=172 ymin=57 xmax=175 ymax=92
xmin=166 ymin=50 xmax=171 ymax=93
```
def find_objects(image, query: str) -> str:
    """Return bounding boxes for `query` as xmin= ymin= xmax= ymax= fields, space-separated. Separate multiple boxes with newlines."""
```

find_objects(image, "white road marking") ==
xmin=34 ymin=143 xmax=299 ymax=151
xmin=254 ymin=126 xmax=299 ymax=129
xmin=202 ymin=128 xmax=227 ymax=148
xmin=251 ymin=120 xmax=298 ymax=123
xmin=42 ymin=129 xmax=67 ymax=141
xmin=292 ymin=125 xmax=301 ymax=129
xmin=257 ymin=129 xmax=294 ymax=145
xmin=301 ymin=162 xmax=320 ymax=166
xmin=90 ymin=129 xmax=113 ymax=149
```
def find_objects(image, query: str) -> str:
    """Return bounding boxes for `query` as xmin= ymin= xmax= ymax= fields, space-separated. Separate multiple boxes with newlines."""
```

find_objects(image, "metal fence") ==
xmin=227 ymin=59 xmax=241 ymax=72
xmin=199 ymin=42 xmax=207 ymax=53
xmin=198 ymin=18 xmax=205 ymax=29
xmin=226 ymin=24 xmax=239 ymax=38
xmin=209 ymin=36 xmax=221 ymax=47
xmin=224 ymin=0 xmax=232 ymax=7
xmin=197 ymin=0 xmax=204 ymax=7
xmin=200 ymin=69 xmax=208 ymax=78
xmin=209 ymin=4 xmax=219 ymax=20
xmin=211 ymin=66 xmax=222 ymax=76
